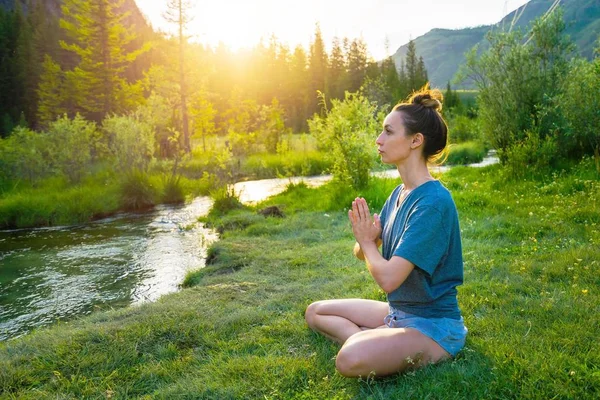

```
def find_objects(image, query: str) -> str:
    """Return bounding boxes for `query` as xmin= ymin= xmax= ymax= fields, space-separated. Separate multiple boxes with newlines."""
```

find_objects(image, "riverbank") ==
xmin=1 ymin=160 xmax=599 ymax=398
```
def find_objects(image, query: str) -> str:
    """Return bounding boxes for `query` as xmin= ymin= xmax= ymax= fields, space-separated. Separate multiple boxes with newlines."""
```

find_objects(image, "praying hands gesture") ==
xmin=348 ymin=197 xmax=381 ymax=246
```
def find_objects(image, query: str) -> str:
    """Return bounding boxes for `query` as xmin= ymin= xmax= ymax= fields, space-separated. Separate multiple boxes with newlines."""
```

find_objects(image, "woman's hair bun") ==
xmin=409 ymin=87 xmax=443 ymax=112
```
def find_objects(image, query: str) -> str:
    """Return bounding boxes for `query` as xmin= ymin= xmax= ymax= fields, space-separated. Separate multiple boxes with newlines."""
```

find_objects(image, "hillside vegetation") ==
xmin=393 ymin=0 xmax=600 ymax=87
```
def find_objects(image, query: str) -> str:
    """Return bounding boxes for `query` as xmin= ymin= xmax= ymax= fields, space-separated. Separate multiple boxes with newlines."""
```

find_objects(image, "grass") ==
xmin=0 ymin=171 xmax=217 ymax=229
xmin=0 ymin=160 xmax=599 ymax=398
xmin=241 ymin=151 xmax=332 ymax=179
xmin=446 ymin=141 xmax=487 ymax=165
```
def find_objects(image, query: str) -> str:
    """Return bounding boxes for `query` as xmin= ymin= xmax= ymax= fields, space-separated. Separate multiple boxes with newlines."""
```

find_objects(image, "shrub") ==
xmin=309 ymin=92 xmax=382 ymax=189
xmin=448 ymin=114 xmax=482 ymax=143
xmin=102 ymin=114 xmax=155 ymax=174
xmin=0 ymin=126 xmax=51 ymax=184
xmin=500 ymin=129 xmax=559 ymax=179
xmin=46 ymin=114 xmax=97 ymax=183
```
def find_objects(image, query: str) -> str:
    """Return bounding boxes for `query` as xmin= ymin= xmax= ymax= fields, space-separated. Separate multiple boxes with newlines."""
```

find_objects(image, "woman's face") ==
xmin=376 ymin=111 xmax=413 ymax=165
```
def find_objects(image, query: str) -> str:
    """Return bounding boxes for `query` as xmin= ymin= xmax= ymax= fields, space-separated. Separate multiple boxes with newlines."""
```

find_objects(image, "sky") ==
xmin=134 ymin=0 xmax=531 ymax=60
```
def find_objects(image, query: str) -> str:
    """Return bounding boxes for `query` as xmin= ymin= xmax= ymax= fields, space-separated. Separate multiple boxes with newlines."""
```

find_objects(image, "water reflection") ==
xmin=0 ymin=197 xmax=217 ymax=341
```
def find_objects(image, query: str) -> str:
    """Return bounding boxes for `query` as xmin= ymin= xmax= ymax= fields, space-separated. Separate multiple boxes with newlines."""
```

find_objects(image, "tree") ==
xmin=191 ymin=93 xmax=216 ymax=152
xmin=57 ymin=0 xmax=150 ymax=121
xmin=0 ymin=5 xmax=24 ymax=136
xmin=562 ymin=57 xmax=600 ymax=172
xmin=290 ymin=45 xmax=310 ymax=132
xmin=309 ymin=24 xmax=328 ymax=115
xmin=163 ymin=0 xmax=193 ymax=153
xmin=327 ymin=36 xmax=347 ymax=101
xmin=404 ymin=40 xmax=428 ymax=94
xmin=37 ymin=55 xmax=67 ymax=127
xmin=444 ymin=82 xmax=461 ymax=111
xmin=346 ymin=38 xmax=368 ymax=93
xmin=460 ymin=8 xmax=573 ymax=163
xmin=405 ymin=40 xmax=418 ymax=92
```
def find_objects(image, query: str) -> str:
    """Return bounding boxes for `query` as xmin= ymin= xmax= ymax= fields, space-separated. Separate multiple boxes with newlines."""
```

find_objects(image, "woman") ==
xmin=305 ymin=88 xmax=467 ymax=378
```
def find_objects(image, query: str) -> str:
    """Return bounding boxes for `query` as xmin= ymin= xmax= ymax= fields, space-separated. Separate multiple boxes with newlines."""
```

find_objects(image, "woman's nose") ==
xmin=376 ymin=132 xmax=384 ymax=145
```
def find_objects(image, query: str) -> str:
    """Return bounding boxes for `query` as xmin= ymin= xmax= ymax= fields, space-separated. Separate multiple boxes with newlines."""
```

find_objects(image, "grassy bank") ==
xmin=1 ymin=161 xmax=599 ymax=398
xmin=0 ymin=172 xmax=216 ymax=230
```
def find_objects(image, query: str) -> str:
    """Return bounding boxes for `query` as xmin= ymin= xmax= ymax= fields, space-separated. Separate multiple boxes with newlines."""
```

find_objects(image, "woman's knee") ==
xmin=304 ymin=301 xmax=323 ymax=329
xmin=335 ymin=345 xmax=368 ymax=377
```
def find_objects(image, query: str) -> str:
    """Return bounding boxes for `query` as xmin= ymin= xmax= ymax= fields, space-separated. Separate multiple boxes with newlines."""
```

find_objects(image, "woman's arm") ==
xmin=359 ymin=241 xmax=414 ymax=293
xmin=349 ymin=198 xmax=413 ymax=293
xmin=353 ymin=239 xmax=382 ymax=261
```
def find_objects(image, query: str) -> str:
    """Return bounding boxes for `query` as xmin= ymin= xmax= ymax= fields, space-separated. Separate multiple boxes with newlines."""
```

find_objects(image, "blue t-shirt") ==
xmin=379 ymin=180 xmax=463 ymax=320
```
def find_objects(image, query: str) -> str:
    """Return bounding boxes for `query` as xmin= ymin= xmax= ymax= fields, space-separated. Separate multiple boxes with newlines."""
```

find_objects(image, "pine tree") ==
xmin=381 ymin=56 xmax=401 ymax=104
xmin=444 ymin=82 xmax=461 ymax=111
xmin=0 ymin=5 xmax=24 ymax=135
xmin=405 ymin=40 xmax=418 ymax=92
xmin=416 ymin=56 xmax=428 ymax=89
xmin=163 ymin=0 xmax=193 ymax=152
xmin=58 ymin=0 xmax=151 ymax=121
xmin=290 ymin=45 xmax=310 ymax=132
xmin=346 ymin=38 xmax=368 ymax=92
xmin=37 ymin=55 xmax=67 ymax=127
xmin=327 ymin=36 xmax=347 ymax=101
xmin=402 ymin=40 xmax=428 ymax=95
xmin=309 ymin=23 xmax=328 ymax=115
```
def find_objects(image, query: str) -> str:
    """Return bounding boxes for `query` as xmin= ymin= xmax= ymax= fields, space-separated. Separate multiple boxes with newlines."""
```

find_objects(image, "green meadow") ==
xmin=1 ymin=160 xmax=598 ymax=399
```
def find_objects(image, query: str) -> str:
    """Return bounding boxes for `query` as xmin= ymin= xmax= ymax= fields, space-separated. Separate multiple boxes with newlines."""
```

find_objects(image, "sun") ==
xmin=136 ymin=0 xmax=313 ymax=52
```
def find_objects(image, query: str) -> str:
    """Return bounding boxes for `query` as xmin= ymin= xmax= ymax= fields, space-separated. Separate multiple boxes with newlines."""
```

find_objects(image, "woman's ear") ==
xmin=410 ymin=132 xmax=424 ymax=149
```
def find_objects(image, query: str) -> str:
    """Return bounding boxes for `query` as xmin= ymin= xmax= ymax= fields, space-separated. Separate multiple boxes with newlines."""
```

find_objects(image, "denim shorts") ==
xmin=383 ymin=306 xmax=468 ymax=357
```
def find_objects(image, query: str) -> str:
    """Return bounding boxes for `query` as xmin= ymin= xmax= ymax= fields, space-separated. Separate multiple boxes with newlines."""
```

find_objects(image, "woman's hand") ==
xmin=348 ymin=197 xmax=381 ymax=246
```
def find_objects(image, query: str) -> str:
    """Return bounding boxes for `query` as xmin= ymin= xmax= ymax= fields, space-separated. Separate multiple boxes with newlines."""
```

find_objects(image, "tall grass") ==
xmin=0 ymin=180 xmax=121 ymax=229
xmin=446 ymin=141 xmax=487 ymax=165
xmin=242 ymin=151 xmax=331 ymax=179
xmin=0 ymin=171 xmax=219 ymax=229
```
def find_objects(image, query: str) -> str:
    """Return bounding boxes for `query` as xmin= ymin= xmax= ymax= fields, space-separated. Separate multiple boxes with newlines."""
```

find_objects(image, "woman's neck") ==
xmin=396 ymin=156 xmax=434 ymax=191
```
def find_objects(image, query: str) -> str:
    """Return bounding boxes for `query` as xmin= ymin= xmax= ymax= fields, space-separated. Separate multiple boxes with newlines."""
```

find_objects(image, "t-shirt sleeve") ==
xmin=378 ymin=186 xmax=400 ymax=236
xmin=392 ymin=205 xmax=449 ymax=277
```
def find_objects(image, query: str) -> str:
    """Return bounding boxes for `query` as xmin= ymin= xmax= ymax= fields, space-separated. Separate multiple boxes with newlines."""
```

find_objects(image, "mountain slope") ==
xmin=393 ymin=0 xmax=600 ymax=88
xmin=0 ymin=0 xmax=148 ymax=30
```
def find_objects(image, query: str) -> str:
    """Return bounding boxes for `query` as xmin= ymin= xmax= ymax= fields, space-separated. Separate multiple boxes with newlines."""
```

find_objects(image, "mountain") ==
xmin=0 ymin=0 xmax=62 ymax=18
xmin=0 ymin=0 xmax=148 ymax=30
xmin=392 ymin=0 xmax=600 ymax=88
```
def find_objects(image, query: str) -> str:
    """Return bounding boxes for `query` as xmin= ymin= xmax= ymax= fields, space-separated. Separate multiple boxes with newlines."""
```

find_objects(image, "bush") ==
xmin=0 ymin=126 xmax=51 ymax=184
xmin=446 ymin=141 xmax=487 ymax=165
xmin=448 ymin=114 xmax=482 ymax=143
xmin=102 ymin=114 xmax=155 ymax=174
xmin=46 ymin=114 xmax=97 ymax=183
xmin=309 ymin=92 xmax=382 ymax=189
xmin=500 ymin=129 xmax=559 ymax=179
